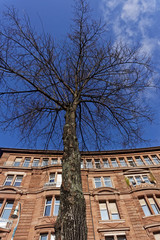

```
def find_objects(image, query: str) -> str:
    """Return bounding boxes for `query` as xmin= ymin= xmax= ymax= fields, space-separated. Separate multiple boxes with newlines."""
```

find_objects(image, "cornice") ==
xmin=1 ymin=146 xmax=160 ymax=157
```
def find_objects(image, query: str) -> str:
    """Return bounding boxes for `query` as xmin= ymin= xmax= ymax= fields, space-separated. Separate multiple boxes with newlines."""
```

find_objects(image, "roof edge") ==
xmin=0 ymin=146 xmax=160 ymax=156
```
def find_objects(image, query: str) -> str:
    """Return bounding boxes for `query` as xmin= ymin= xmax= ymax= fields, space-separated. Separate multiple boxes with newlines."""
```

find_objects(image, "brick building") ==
xmin=0 ymin=147 xmax=160 ymax=239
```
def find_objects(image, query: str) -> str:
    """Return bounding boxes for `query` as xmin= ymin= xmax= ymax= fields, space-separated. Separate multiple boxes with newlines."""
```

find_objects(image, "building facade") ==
xmin=0 ymin=147 xmax=160 ymax=239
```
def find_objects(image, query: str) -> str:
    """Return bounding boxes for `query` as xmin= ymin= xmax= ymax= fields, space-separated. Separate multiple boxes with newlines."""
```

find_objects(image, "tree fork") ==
xmin=55 ymin=106 xmax=87 ymax=240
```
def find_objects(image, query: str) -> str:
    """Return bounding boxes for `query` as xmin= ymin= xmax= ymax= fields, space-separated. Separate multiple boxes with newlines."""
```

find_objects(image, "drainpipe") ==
xmin=87 ymin=173 xmax=96 ymax=240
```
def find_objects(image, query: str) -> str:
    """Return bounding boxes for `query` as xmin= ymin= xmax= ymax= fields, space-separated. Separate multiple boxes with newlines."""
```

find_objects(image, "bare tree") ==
xmin=0 ymin=0 xmax=152 ymax=239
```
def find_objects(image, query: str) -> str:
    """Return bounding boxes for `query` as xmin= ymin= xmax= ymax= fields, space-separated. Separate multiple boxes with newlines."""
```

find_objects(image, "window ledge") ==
xmin=142 ymin=214 xmax=160 ymax=219
xmin=99 ymin=219 xmax=125 ymax=224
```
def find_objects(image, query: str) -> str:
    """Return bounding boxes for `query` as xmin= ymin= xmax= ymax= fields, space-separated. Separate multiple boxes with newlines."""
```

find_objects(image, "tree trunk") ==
xmin=55 ymin=106 xmax=87 ymax=240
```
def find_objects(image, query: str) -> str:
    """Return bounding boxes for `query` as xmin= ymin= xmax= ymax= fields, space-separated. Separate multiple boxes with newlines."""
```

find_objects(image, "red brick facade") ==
xmin=0 ymin=147 xmax=160 ymax=239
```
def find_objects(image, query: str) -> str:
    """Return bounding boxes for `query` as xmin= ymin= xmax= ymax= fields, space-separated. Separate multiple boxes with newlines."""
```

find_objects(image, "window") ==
xmin=44 ymin=196 xmax=60 ymax=217
xmin=47 ymin=173 xmax=62 ymax=187
xmin=4 ymin=175 xmax=14 ymax=186
xmin=148 ymin=197 xmax=160 ymax=215
xmin=104 ymin=177 xmax=112 ymax=187
xmin=151 ymin=155 xmax=160 ymax=165
xmin=44 ymin=197 xmax=52 ymax=216
xmin=0 ymin=200 xmax=3 ymax=208
xmin=99 ymin=202 xmax=109 ymax=220
xmin=32 ymin=158 xmax=40 ymax=167
xmin=40 ymin=233 xmax=55 ymax=240
xmin=53 ymin=197 xmax=60 ymax=216
xmin=51 ymin=158 xmax=58 ymax=165
xmin=42 ymin=158 xmax=49 ymax=166
xmin=4 ymin=175 xmax=23 ymax=187
xmin=56 ymin=173 xmax=62 ymax=187
xmin=40 ymin=233 xmax=48 ymax=240
xmin=95 ymin=159 xmax=101 ymax=168
xmin=94 ymin=178 xmax=102 ymax=188
xmin=13 ymin=175 xmax=23 ymax=187
xmin=154 ymin=232 xmax=160 ymax=240
xmin=49 ymin=173 xmax=55 ymax=183
xmin=1 ymin=200 xmax=14 ymax=219
xmin=109 ymin=201 xmax=120 ymax=220
xmin=81 ymin=159 xmax=84 ymax=168
xmin=94 ymin=177 xmax=112 ymax=188
xmin=105 ymin=235 xmax=126 ymax=240
xmin=127 ymin=175 xmax=151 ymax=186
xmin=111 ymin=158 xmax=118 ymax=167
xmin=135 ymin=156 xmax=144 ymax=166
xmin=139 ymin=198 xmax=151 ymax=216
xmin=119 ymin=158 xmax=127 ymax=167
xmin=86 ymin=159 xmax=93 ymax=168
xmin=143 ymin=156 xmax=152 ymax=165
xmin=13 ymin=157 xmax=22 ymax=167
xmin=99 ymin=201 xmax=120 ymax=220
xmin=139 ymin=196 xmax=160 ymax=216
xmin=23 ymin=158 xmax=31 ymax=167
xmin=51 ymin=234 xmax=55 ymax=240
xmin=103 ymin=159 xmax=110 ymax=168
xmin=127 ymin=157 xmax=136 ymax=167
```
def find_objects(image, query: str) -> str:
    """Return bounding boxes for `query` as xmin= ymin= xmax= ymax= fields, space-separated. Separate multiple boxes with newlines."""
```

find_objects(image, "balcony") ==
xmin=44 ymin=182 xmax=56 ymax=187
xmin=130 ymin=182 xmax=157 ymax=192
xmin=0 ymin=218 xmax=12 ymax=229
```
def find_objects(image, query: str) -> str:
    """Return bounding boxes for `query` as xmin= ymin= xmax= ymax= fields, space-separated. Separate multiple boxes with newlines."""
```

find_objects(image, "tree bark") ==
xmin=55 ymin=105 xmax=87 ymax=240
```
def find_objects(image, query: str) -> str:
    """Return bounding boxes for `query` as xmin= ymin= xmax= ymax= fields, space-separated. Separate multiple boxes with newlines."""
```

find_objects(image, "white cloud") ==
xmin=121 ymin=0 xmax=140 ymax=22
xmin=140 ymin=37 xmax=156 ymax=55
xmin=100 ymin=0 xmax=159 ymax=56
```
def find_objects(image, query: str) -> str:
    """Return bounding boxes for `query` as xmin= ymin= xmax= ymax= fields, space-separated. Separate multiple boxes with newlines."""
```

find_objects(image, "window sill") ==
xmin=99 ymin=219 xmax=125 ymax=224
xmin=142 ymin=214 xmax=160 ymax=219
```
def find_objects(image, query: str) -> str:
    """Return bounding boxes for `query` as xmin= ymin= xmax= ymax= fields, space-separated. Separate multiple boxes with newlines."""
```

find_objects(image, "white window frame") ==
xmin=127 ymin=157 xmax=136 ymax=167
xmin=103 ymin=159 xmax=110 ymax=168
xmin=44 ymin=197 xmax=52 ymax=216
xmin=51 ymin=234 xmax=55 ymax=240
xmin=119 ymin=158 xmax=127 ymax=167
xmin=94 ymin=177 xmax=102 ymax=188
xmin=13 ymin=157 xmax=22 ymax=167
xmin=1 ymin=200 xmax=14 ymax=219
xmin=151 ymin=155 xmax=160 ymax=165
xmin=32 ymin=158 xmax=40 ymax=167
xmin=148 ymin=197 xmax=160 ymax=215
xmin=53 ymin=197 xmax=60 ymax=216
xmin=47 ymin=173 xmax=62 ymax=187
xmin=40 ymin=233 xmax=48 ymax=240
xmin=110 ymin=158 xmax=118 ymax=167
xmin=127 ymin=174 xmax=151 ymax=186
xmin=42 ymin=158 xmax=49 ymax=166
xmin=51 ymin=158 xmax=58 ymax=165
xmin=94 ymin=159 xmax=101 ymax=168
xmin=104 ymin=233 xmax=127 ymax=240
xmin=143 ymin=156 xmax=152 ymax=165
xmin=94 ymin=177 xmax=112 ymax=188
xmin=56 ymin=173 xmax=62 ymax=187
xmin=4 ymin=175 xmax=14 ymax=186
xmin=154 ymin=232 xmax=160 ymax=240
xmin=13 ymin=175 xmax=23 ymax=187
xmin=99 ymin=200 xmax=120 ymax=220
xmin=135 ymin=156 xmax=144 ymax=166
xmin=86 ymin=159 xmax=93 ymax=168
xmin=23 ymin=158 xmax=31 ymax=167
xmin=139 ymin=196 xmax=160 ymax=217
xmin=4 ymin=175 xmax=23 ymax=187
xmin=49 ymin=173 xmax=55 ymax=183
xmin=81 ymin=159 xmax=84 ymax=168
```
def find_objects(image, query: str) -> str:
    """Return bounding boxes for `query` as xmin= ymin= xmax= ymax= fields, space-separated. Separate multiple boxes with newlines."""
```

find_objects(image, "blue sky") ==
xmin=0 ymin=0 xmax=160 ymax=150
